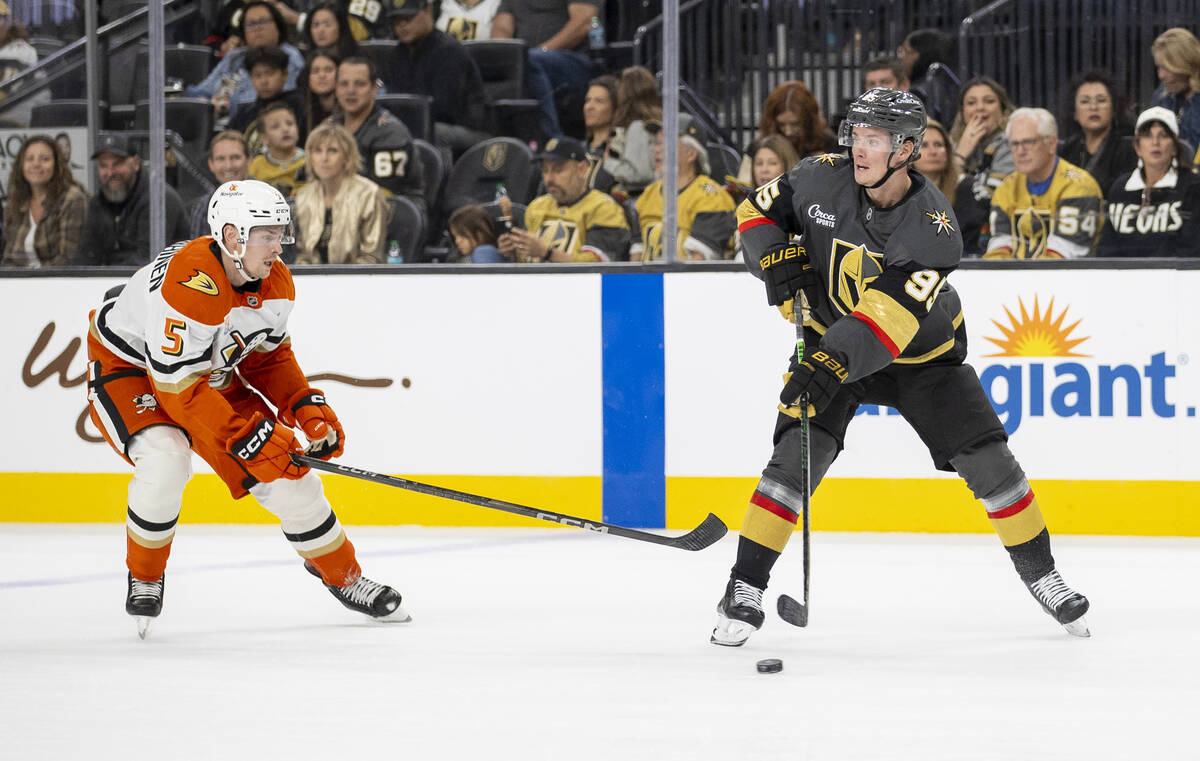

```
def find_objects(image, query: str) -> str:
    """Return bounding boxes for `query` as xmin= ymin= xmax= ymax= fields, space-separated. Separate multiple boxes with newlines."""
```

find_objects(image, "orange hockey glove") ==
xmin=227 ymin=413 xmax=308 ymax=483
xmin=278 ymin=388 xmax=345 ymax=460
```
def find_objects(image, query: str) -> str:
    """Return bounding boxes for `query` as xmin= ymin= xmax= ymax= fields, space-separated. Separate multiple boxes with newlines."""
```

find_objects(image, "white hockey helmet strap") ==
xmin=207 ymin=180 xmax=294 ymax=275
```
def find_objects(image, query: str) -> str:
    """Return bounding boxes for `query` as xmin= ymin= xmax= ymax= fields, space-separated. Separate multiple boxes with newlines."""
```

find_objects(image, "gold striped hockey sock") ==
xmin=733 ymin=479 xmax=804 ymax=588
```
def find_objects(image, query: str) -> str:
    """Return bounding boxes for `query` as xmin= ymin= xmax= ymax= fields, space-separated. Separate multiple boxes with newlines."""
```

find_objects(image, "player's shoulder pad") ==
xmin=158 ymin=238 xmax=234 ymax=325
xmin=890 ymin=184 xmax=963 ymax=269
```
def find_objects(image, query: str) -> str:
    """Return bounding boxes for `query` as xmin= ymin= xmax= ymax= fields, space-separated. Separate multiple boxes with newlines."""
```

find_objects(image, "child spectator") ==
xmin=293 ymin=123 xmax=389 ymax=264
xmin=448 ymin=204 xmax=504 ymax=262
xmin=298 ymin=48 xmax=340 ymax=137
xmin=249 ymin=101 xmax=306 ymax=197
xmin=228 ymin=45 xmax=307 ymax=153
xmin=915 ymin=118 xmax=960 ymax=203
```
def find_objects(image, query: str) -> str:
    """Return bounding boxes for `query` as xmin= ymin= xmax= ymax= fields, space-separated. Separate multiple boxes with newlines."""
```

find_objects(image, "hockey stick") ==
xmin=777 ymin=294 xmax=812 ymax=627
xmin=293 ymin=455 xmax=728 ymax=551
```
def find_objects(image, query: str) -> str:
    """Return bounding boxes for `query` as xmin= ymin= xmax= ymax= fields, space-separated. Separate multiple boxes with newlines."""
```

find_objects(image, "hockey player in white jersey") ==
xmin=86 ymin=180 xmax=410 ymax=638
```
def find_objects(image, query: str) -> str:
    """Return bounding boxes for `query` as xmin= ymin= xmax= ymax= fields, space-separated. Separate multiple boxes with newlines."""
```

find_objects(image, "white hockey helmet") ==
xmin=207 ymin=180 xmax=294 ymax=271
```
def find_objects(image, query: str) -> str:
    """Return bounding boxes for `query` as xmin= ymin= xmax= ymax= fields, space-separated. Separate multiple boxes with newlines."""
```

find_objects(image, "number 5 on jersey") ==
xmin=374 ymin=150 xmax=409 ymax=178
xmin=162 ymin=318 xmax=186 ymax=356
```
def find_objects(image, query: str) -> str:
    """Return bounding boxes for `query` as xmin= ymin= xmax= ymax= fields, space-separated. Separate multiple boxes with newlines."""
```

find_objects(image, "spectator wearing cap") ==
xmin=185 ymin=2 xmax=304 ymax=119
xmin=384 ymin=0 xmax=492 ymax=158
xmin=75 ymin=134 xmax=189 ymax=266
xmin=498 ymin=136 xmax=630 ymax=262
xmin=187 ymin=131 xmax=251 ymax=239
xmin=985 ymin=108 xmax=1104 ymax=259
xmin=1098 ymin=107 xmax=1200 ymax=257
xmin=633 ymin=118 xmax=736 ymax=261
xmin=330 ymin=55 xmax=427 ymax=214
xmin=491 ymin=0 xmax=601 ymax=139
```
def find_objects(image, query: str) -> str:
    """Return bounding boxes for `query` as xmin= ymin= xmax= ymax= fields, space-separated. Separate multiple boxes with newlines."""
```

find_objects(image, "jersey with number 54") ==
xmin=737 ymin=153 xmax=966 ymax=382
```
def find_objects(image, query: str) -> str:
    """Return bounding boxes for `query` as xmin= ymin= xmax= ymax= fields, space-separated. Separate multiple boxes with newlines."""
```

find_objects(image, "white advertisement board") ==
xmin=1 ymin=268 xmax=1195 ymax=483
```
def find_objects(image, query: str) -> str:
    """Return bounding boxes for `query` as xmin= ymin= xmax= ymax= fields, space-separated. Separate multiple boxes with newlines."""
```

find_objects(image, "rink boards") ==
xmin=1 ymin=266 xmax=1197 ymax=535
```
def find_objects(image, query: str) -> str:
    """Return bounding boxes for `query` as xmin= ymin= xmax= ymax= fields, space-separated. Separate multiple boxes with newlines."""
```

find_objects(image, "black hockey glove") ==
xmin=758 ymin=242 xmax=820 ymax=307
xmin=779 ymin=347 xmax=849 ymax=418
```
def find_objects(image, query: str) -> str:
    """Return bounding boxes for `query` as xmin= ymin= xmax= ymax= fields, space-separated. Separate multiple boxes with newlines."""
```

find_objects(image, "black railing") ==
xmin=634 ymin=0 xmax=1198 ymax=150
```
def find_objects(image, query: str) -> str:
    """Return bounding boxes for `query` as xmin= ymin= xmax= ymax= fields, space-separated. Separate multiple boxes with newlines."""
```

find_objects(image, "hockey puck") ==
xmin=756 ymin=658 xmax=783 ymax=674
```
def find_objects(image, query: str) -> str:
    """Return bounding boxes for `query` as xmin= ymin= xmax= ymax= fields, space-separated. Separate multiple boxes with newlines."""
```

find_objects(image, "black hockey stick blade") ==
xmin=777 ymin=593 xmax=808 ymax=627
xmin=294 ymin=455 xmax=728 ymax=551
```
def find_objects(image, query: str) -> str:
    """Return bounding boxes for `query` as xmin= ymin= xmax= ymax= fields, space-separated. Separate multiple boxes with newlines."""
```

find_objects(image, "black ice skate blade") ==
xmin=777 ymin=594 xmax=808 ymax=628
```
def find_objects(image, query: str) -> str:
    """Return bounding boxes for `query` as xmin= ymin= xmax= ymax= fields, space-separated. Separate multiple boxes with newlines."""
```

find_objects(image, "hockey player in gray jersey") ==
xmin=712 ymin=88 xmax=1090 ymax=646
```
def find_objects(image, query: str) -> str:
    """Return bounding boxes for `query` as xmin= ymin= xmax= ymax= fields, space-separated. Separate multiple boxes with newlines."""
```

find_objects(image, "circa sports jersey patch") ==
xmin=925 ymin=209 xmax=955 ymax=236
xmin=180 ymin=270 xmax=219 ymax=295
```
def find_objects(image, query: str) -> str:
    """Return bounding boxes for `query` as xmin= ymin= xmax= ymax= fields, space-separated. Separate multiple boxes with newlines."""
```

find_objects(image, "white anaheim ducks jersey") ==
xmin=89 ymin=236 xmax=308 ymax=447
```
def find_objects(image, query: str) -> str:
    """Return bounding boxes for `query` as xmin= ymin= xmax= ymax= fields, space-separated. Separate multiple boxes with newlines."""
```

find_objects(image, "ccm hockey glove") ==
xmin=758 ymin=242 xmax=821 ymax=307
xmin=227 ymin=413 xmax=308 ymax=483
xmin=779 ymin=347 xmax=849 ymax=418
xmin=279 ymin=388 xmax=345 ymax=460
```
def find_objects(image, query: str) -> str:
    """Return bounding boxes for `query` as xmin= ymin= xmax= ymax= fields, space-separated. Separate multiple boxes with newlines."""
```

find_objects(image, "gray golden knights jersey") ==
xmin=737 ymin=153 xmax=966 ymax=382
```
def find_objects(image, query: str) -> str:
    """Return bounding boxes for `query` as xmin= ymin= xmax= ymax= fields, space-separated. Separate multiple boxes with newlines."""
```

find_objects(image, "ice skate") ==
xmin=126 ymin=572 xmax=164 ymax=640
xmin=711 ymin=578 xmax=765 ymax=647
xmin=304 ymin=561 xmax=411 ymax=622
xmin=1027 ymin=569 xmax=1090 ymax=637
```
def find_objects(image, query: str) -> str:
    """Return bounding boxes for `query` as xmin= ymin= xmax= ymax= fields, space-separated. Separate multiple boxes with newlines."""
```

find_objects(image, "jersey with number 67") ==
xmin=737 ymin=153 xmax=966 ymax=383
xmin=334 ymin=106 xmax=426 ymax=213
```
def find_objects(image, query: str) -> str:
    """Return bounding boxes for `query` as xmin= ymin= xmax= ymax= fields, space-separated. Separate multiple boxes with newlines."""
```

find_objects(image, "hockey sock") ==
xmin=732 ymin=478 xmax=804 ymax=589
xmin=303 ymin=535 xmax=362 ymax=587
xmin=984 ymin=480 xmax=1055 ymax=583
xmin=125 ymin=507 xmax=177 ymax=581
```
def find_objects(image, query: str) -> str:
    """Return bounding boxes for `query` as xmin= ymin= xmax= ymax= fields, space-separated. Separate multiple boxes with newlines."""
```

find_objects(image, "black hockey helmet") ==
xmin=838 ymin=87 xmax=927 ymax=157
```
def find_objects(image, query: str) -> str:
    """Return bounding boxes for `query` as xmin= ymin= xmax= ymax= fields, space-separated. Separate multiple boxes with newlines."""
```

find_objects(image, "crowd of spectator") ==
xmin=2 ymin=5 xmax=1200 ymax=268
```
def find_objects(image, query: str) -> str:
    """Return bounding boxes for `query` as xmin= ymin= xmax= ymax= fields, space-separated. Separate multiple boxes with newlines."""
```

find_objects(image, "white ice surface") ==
xmin=1 ymin=525 xmax=1196 ymax=760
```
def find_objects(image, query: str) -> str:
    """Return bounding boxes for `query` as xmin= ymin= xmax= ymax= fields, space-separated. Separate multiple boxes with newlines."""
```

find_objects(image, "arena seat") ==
xmin=441 ymin=137 xmax=539 ymax=218
xmin=386 ymin=194 xmax=427 ymax=263
xmin=376 ymin=93 xmax=433 ymax=143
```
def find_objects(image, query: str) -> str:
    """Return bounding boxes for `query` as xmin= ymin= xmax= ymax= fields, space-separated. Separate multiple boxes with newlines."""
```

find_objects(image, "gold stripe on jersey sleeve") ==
xmin=854 ymin=289 xmax=920 ymax=353
xmin=736 ymin=197 xmax=768 ymax=228
xmin=893 ymin=310 xmax=963 ymax=365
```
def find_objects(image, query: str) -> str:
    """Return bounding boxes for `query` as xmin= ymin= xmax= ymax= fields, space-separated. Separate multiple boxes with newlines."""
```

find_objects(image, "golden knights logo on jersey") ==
xmin=1013 ymin=207 xmax=1054 ymax=259
xmin=536 ymin=219 xmax=581 ymax=255
xmin=445 ymin=17 xmax=479 ymax=40
xmin=829 ymin=238 xmax=884 ymax=315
